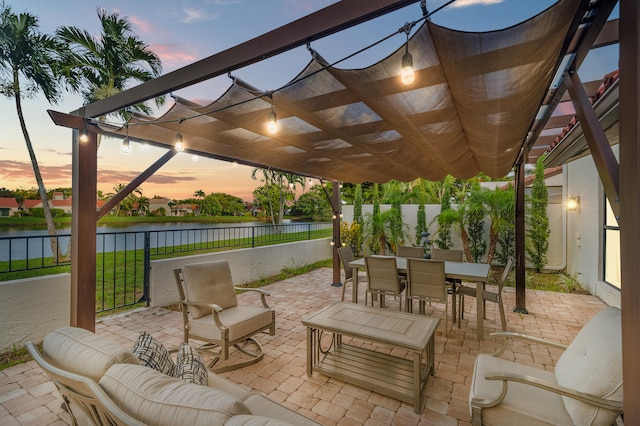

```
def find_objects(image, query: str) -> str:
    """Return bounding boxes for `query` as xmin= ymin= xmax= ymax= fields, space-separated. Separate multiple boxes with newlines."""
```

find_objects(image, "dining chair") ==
xmin=337 ymin=246 xmax=367 ymax=303
xmin=396 ymin=245 xmax=424 ymax=258
xmin=364 ymin=256 xmax=406 ymax=310
xmin=405 ymin=258 xmax=449 ymax=335
xmin=457 ymin=257 xmax=514 ymax=331
xmin=431 ymin=248 xmax=464 ymax=322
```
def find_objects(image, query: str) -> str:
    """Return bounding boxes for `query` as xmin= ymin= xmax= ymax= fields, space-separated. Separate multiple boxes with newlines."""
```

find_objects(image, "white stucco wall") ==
xmin=0 ymin=274 xmax=70 ymax=353
xmin=565 ymin=145 xmax=621 ymax=307
xmin=0 ymin=239 xmax=332 ymax=352
xmin=342 ymin=203 xmax=563 ymax=268
xmin=149 ymin=238 xmax=333 ymax=307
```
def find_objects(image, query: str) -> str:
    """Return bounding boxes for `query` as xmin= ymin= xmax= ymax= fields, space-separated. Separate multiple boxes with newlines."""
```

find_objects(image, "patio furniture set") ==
xmin=25 ymin=255 xmax=623 ymax=424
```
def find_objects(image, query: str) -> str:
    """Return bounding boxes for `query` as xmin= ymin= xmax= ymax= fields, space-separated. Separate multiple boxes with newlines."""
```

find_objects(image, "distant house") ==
xmin=22 ymin=199 xmax=41 ymax=211
xmin=0 ymin=198 xmax=19 ymax=217
xmin=149 ymin=197 xmax=171 ymax=216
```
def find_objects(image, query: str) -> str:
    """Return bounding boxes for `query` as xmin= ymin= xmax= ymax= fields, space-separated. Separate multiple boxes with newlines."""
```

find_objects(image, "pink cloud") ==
xmin=128 ymin=16 xmax=155 ymax=34
xmin=152 ymin=43 xmax=198 ymax=68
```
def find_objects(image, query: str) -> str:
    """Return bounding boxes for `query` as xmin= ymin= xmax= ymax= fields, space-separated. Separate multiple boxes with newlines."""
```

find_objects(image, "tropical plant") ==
xmin=251 ymin=169 xmax=305 ymax=230
xmin=434 ymin=176 xmax=454 ymax=249
xmin=526 ymin=157 xmax=550 ymax=272
xmin=353 ymin=184 xmax=363 ymax=225
xmin=382 ymin=180 xmax=408 ymax=252
xmin=465 ymin=185 xmax=487 ymax=263
xmin=362 ymin=209 xmax=395 ymax=255
xmin=340 ymin=221 xmax=363 ymax=257
xmin=0 ymin=4 xmax=65 ymax=259
xmin=56 ymin=8 xmax=163 ymax=128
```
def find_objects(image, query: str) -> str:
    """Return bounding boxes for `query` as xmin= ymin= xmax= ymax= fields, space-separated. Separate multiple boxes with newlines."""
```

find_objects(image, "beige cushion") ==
xmin=555 ymin=307 xmax=622 ymax=426
xmin=182 ymin=260 xmax=238 ymax=319
xmin=43 ymin=326 xmax=140 ymax=383
xmin=189 ymin=306 xmax=274 ymax=341
xmin=225 ymin=415 xmax=295 ymax=426
xmin=99 ymin=364 xmax=251 ymax=425
xmin=470 ymin=354 xmax=574 ymax=425
xmin=244 ymin=394 xmax=320 ymax=426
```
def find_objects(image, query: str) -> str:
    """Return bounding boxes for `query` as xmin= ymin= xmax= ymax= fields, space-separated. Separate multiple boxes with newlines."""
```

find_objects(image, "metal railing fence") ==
xmin=0 ymin=222 xmax=331 ymax=313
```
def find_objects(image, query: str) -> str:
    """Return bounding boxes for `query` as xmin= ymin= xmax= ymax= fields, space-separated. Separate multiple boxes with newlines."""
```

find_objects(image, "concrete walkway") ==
xmin=0 ymin=267 xmax=608 ymax=425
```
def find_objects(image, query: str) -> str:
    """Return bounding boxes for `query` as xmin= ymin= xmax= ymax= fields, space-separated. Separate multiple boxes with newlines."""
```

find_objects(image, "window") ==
xmin=603 ymin=199 xmax=620 ymax=288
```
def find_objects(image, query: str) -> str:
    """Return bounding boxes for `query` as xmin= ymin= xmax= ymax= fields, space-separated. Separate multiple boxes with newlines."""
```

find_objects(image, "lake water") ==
xmin=0 ymin=220 xmax=329 ymax=262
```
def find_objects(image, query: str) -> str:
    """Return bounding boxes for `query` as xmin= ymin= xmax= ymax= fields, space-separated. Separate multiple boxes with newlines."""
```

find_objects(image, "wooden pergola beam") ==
xmin=72 ymin=0 xmax=421 ymax=119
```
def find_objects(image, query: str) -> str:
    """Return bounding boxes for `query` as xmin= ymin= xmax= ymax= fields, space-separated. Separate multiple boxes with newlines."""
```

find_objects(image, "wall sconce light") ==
xmin=567 ymin=195 xmax=580 ymax=211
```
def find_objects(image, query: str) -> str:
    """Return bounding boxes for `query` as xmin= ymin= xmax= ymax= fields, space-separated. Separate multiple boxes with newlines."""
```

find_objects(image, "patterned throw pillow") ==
xmin=132 ymin=332 xmax=176 ymax=376
xmin=175 ymin=343 xmax=208 ymax=386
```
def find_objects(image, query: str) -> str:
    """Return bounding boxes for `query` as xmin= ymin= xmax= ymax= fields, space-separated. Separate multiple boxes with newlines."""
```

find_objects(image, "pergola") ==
xmin=49 ymin=0 xmax=638 ymax=420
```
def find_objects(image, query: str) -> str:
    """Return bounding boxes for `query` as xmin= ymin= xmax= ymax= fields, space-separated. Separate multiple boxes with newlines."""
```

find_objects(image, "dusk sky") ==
xmin=0 ymin=0 xmax=618 ymax=202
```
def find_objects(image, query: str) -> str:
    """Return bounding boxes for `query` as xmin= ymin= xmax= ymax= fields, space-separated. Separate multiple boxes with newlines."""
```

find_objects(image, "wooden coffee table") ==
xmin=302 ymin=302 xmax=439 ymax=413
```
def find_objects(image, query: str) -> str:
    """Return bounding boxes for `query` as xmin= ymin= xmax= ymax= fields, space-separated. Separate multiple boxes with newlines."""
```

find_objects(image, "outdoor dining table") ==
xmin=348 ymin=256 xmax=491 ymax=341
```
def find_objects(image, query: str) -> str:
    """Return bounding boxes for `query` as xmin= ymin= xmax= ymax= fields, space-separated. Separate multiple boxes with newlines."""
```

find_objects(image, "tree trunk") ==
xmin=487 ymin=227 xmax=499 ymax=265
xmin=460 ymin=227 xmax=472 ymax=262
xmin=13 ymin=74 xmax=60 ymax=261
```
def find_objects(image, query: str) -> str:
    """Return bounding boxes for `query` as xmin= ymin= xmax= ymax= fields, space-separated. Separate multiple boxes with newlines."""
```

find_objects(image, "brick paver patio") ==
xmin=0 ymin=267 xmax=608 ymax=425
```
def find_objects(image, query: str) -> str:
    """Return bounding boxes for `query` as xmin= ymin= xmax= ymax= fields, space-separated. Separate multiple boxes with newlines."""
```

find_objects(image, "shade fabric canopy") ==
xmin=100 ymin=0 xmax=582 ymax=184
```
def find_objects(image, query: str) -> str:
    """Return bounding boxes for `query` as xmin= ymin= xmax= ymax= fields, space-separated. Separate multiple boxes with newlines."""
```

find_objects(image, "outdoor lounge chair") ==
xmin=174 ymin=260 xmax=275 ymax=373
xmin=457 ymin=257 xmax=514 ymax=331
xmin=469 ymin=306 xmax=623 ymax=425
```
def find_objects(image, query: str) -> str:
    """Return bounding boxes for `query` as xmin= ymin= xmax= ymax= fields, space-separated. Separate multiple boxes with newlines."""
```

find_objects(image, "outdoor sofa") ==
xmin=27 ymin=326 xmax=319 ymax=425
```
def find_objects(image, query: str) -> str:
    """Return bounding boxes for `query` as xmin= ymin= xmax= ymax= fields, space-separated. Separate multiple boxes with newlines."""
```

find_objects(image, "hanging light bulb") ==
xmin=400 ymin=25 xmax=415 ymax=85
xmin=191 ymin=154 xmax=199 ymax=162
xmin=175 ymin=118 xmax=185 ymax=152
xmin=141 ymin=141 xmax=149 ymax=151
xmin=266 ymin=94 xmax=278 ymax=135
xmin=121 ymin=124 xmax=130 ymax=153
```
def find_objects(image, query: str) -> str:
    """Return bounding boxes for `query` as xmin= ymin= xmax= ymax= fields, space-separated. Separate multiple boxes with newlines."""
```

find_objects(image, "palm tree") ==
xmin=56 ymin=7 xmax=163 ymax=127
xmin=0 ymin=4 xmax=64 ymax=259
xmin=251 ymin=169 xmax=305 ymax=231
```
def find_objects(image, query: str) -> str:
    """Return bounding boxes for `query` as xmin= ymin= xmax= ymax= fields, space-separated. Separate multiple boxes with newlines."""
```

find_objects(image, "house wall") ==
xmin=565 ymin=145 xmax=621 ymax=307
xmin=0 ymin=238 xmax=332 ymax=352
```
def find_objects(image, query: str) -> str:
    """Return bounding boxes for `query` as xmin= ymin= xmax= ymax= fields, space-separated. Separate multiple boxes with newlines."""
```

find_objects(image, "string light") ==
xmin=79 ymin=126 xmax=89 ymax=143
xmin=121 ymin=124 xmax=130 ymax=153
xmin=400 ymin=23 xmax=415 ymax=85
xmin=141 ymin=141 xmax=149 ymax=151
xmin=266 ymin=94 xmax=278 ymax=135
xmin=175 ymin=118 xmax=185 ymax=152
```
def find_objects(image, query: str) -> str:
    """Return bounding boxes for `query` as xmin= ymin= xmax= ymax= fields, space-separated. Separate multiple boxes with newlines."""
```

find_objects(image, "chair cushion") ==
xmin=183 ymin=260 xmax=238 ymax=319
xmin=470 ymin=354 xmax=574 ymax=425
xmin=99 ymin=364 xmax=251 ymax=425
xmin=225 ymin=415 xmax=295 ymax=426
xmin=189 ymin=306 xmax=274 ymax=342
xmin=175 ymin=343 xmax=208 ymax=386
xmin=555 ymin=307 xmax=622 ymax=426
xmin=244 ymin=394 xmax=320 ymax=426
xmin=43 ymin=326 xmax=140 ymax=383
xmin=132 ymin=332 xmax=175 ymax=376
